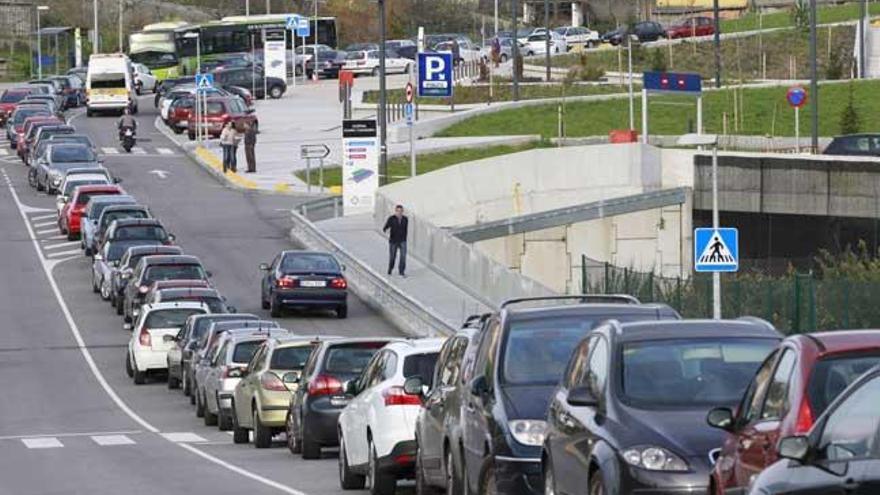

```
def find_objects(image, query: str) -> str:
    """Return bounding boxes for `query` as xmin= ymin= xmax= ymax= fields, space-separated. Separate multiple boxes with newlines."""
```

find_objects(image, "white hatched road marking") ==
xmin=35 ymin=228 xmax=57 ymax=235
xmin=33 ymin=220 xmax=57 ymax=228
xmin=22 ymin=437 xmax=63 ymax=449
xmin=101 ymin=147 xmax=119 ymax=154
xmin=31 ymin=213 xmax=57 ymax=222
xmin=0 ymin=149 xmax=8 ymax=156
xmin=160 ymin=432 xmax=207 ymax=443
xmin=0 ymin=430 xmax=141 ymax=441
xmin=131 ymin=147 xmax=147 ymax=155
xmin=43 ymin=241 xmax=80 ymax=251
xmin=46 ymin=249 xmax=81 ymax=258
xmin=43 ymin=234 xmax=66 ymax=241
xmin=91 ymin=435 xmax=136 ymax=446
xmin=156 ymin=147 xmax=174 ymax=155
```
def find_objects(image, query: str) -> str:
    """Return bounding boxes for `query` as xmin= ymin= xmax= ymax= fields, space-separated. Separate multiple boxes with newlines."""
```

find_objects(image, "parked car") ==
xmin=337 ymin=338 xmax=444 ymax=494
xmin=28 ymin=124 xmax=76 ymax=165
xmin=149 ymin=287 xmax=233 ymax=314
xmin=126 ymin=301 xmax=210 ymax=384
xmin=132 ymin=63 xmax=157 ymax=94
xmin=259 ymin=250 xmax=348 ymax=318
xmin=553 ymin=26 xmax=600 ymax=48
xmin=286 ymin=337 xmax=402 ymax=458
xmin=523 ymin=32 xmax=567 ymax=56
xmin=231 ymin=335 xmax=324 ymax=447
xmin=213 ymin=68 xmax=287 ymax=99
xmin=602 ymin=21 xmax=666 ymax=45
xmin=542 ymin=318 xmax=780 ymax=495
xmin=110 ymin=246 xmax=183 ymax=313
xmin=823 ymin=134 xmax=880 ymax=157
xmin=102 ymin=218 xmax=172 ymax=255
xmin=454 ymin=295 xmax=680 ymax=495
xmin=412 ymin=320 xmax=485 ymax=494
xmin=7 ymin=105 xmax=51 ymax=147
xmin=186 ymin=96 xmax=258 ymax=141
xmin=89 ymin=204 xmax=152 ymax=256
xmin=344 ymin=43 xmax=380 ymax=52
xmin=91 ymin=232 xmax=159 ymax=301
xmin=386 ymin=39 xmax=416 ymax=52
xmin=305 ymin=50 xmax=348 ymax=79
xmin=202 ymin=52 xmax=260 ymax=73
xmin=167 ymin=313 xmax=259 ymax=392
xmin=58 ymin=184 xmax=124 ymax=239
xmin=122 ymin=255 xmax=209 ymax=324
xmin=18 ymin=116 xmax=64 ymax=160
xmin=80 ymin=195 xmax=137 ymax=255
xmin=666 ymin=16 xmax=715 ymax=39
xmin=708 ymin=330 xmax=880 ymax=495
xmin=35 ymin=143 xmax=102 ymax=194
xmin=56 ymin=173 xmax=112 ymax=214
xmin=343 ymin=50 xmax=412 ymax=76
xmin=0 ymin=88 xmax=32 ymax=126
xmin=746 ymin=364 xmax=880 ymax=495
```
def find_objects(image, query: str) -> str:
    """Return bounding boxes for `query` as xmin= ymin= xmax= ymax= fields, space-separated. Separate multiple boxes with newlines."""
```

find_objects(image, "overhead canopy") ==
xmin=35 ymin=26 xmax=73 ymax=36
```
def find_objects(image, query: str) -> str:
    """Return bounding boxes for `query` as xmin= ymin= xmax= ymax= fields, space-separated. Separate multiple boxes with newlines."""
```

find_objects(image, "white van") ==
xmin=86 ymin=53 xmax=138 ymax=116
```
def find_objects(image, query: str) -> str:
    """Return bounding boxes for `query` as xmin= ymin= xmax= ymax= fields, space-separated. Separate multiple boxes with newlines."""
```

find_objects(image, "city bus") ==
xmin=128 ymin=21 xmax=191 ymax=80
xmin=174 ymin=14 xmax=338 ymax=75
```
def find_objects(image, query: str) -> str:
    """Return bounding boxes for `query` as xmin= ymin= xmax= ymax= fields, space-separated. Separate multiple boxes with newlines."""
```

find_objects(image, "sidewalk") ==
xmin=316 ymin=213 xmax=491 ymax=327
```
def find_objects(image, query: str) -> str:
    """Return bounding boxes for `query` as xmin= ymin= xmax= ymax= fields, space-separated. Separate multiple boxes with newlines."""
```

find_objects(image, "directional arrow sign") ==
xmin=300 ymin=144 xmax=331 ymax=159
xmin=149 ymin=170 xmax=170 ymax=179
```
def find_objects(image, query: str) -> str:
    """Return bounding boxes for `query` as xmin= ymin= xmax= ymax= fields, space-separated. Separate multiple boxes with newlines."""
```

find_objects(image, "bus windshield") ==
xmin=129 ymin=50 xmax=178 ymax=68
xmin=130 ymin=31 xmax=178 ymax=69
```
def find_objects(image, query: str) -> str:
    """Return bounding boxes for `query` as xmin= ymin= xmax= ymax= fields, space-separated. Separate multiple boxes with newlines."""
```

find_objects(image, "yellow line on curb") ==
xmin=194 ymin=146 xmax=259 ymax=189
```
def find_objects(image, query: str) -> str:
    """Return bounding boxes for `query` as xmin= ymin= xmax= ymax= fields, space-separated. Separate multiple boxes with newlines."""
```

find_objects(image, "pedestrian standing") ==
xmin=219 ymin=122 xmax=235 ymax=173
xmin=382 ymin=204 xmax=409 ymax=277
xmin=244 ymin=121 xmax=257 ymax=173
xmin=230 ymin=122 xmax=241 ymax=173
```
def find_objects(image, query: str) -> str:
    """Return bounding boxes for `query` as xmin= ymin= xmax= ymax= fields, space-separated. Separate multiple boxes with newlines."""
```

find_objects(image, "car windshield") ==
xmin=76 ymin=191 xmax=117 ymax=206
xmin=807 ymin=353 xmax=880 ymax=416
xmin=145 ymin=308 xmax=205 ymax=329
xmin=233 ymin=341 xmax=264 ymax=363
xmin=281 ymin=253 xmax=339 ymax=273
xmin=114 ymin=225 xmax=167 ymax=241
xmin=102 ymin=210 xmax=148 ymax=227
xmin=528 ymin=34 xmax=547 ymax=41
xmin=404 ymin=352 xmax=440 ymax=387
xmin=324 ymin=342 xmax=387 ymax=374
xmin=144 ymin=264 xmax=205 ymax=282
xmin=271 ymin=345 xmax=315 ymax=370
xmin=1 ymin=91 xmax=26 ymax=103
xmin=14 ymin=109 xmax=49 ymax=124
xmin=106 ymin=242 xmax=134 ymax=261
xmin=63 ymin=180 xmax=106 ymax=196
xmin=621 ymin=338 xmax=776 ymax=407
xmin=51 ymin=145 xmax=96 ymax=163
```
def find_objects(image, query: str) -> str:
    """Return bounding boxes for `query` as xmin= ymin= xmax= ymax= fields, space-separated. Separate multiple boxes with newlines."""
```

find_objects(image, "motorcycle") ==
xmin=121 ymin=127 xmax=135 ymax=153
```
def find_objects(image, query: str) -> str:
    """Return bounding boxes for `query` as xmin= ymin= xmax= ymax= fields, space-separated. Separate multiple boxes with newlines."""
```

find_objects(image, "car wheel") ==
xmin=446 ymin=449 xmax=463 ymax=495
xmin=269 ymin=295 xmax=283 ymax=318
xmin=252 ymin=409 xmax=272 ymax=448
xmin=218 ymin=407 xmax=233 ymax=431
xmin=27 ymin=168 xmax=37 ymax=188
xmin=337 ymin=304 xmax=348 ymax=319
xmin=588 ymin=470 xmax=604 ymax=495
xmin=286 ymin=411 xmax=302 ymax=454
xmin=86 ymin=108 xmax=93 ymax=117
xmin=368 ymin=440 xmax=396 ymax=495
xmin=500 ymin=54 xmax=508 ymax=63
xmin=172 ymin=126 xmax=184 ymax=135
xmin=135 ymin=83 xmax=142 ymax=96
xmin=339 ymin=433 xmax=366 ymax=489
xmin=195 ymin=389 xmax=206 ymax=418
xmin=301 ymin=422 xmax=321 ymax=459
xmin=125 ymin=352 xmax=134 ymax=378
xmin=188 ymin=131 xmax=195 ymax=141
xmin=261 ymin=293 xmax=270 ymax=310
xmin=91 ymin=273 xmax=100 ymax=293
xmin=67 ymin=231 xmax=76 ymax=241
xmin=416 ymin=443 xmax=439 ymax=495
xmin=100 ymin=280 xmax=111 ymax=301
xmin=182 ymin=369 xmax=191 ymax=396
xmin=167 ymin=368 xmax=180 ymax=389
xmin=231 ymin=402 xmax=250 ymax=444
xmin=478 ymin=460 xmax=496 ymax=495
xmin=116 ymin=296 xmax=124 ymax=315
xmin=189 ymin=377 xmax=196 ymax=404
xmin=132 ymin=363 xmax=146 ymax=385
xmin=204 ymin=403 xmax=218 ymax=426
xmin=269 ymin=85 xmax=284 ymax=99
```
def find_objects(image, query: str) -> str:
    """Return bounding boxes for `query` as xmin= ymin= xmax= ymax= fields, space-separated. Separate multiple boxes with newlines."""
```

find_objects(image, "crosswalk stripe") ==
xmin=21 ymin=437 xmax=63 ymax=449
xmin=102 ymin=147 xmax=119 ymax=155
xmin=91 ymin=435 xmax=136 ymax=446
xmin=46 ymin=249 xmax=81 ymax=258
xmin=31 ymin=213 xmax=57 ymax=222
xmin=131 ymin=147 xmax=147 ymax=155
xmin=33 ymin=220 xmax=57 ymax=228
xmin=42 ymin=234 xmax=66 ymax=241
xmin=157 ymin=147 xmax=174 ymax=155
xmin=160 ymin=432 xmax=206 ymax=443
xmin=35 ymin=228 xmax=57 ymax=235
xmin=0 ymin=149 xmax=8 ymax=156
xmin=43 ymin=241 xmax=80 ymax=251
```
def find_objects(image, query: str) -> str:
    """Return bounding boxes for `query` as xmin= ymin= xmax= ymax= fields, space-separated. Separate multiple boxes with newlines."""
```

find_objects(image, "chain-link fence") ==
xmin=581 ymin=255 xmax=880 ymax=334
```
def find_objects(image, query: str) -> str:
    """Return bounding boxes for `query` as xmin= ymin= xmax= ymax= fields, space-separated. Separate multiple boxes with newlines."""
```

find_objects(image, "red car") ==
xmin=666 ymin=16 xmax=715 ymax=39
xmin=8 ymin=106 xmax=52 ymax=149
xmin=186 ymin=96 xmax=257 ymax=141
xmin=708 ymin=330 xmax=880 ymax=495
xmin=59 ymin=185 xmax=125 ymax=240
xmin=0 ymin=88 xmax=32 ymax=126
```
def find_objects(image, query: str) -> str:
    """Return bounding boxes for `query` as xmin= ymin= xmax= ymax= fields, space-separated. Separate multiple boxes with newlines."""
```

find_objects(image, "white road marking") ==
xmin=0 ymin=149 xmax=8 ymax=156
xmin=33 ymin=220 xmax=57 ymax=228
xmin=43 ymin=234 xmax=66 ymax=240
xmin=42 ymin=241 xmax=80 ymax=251
xmin=46 ymin=249 xmax=81 ymax=258
xmin=35 ymin=228 xmax=57 ymax=235
xmin=0 ymin=430 xmax=142 ymax=441
xmin=131 ymin=147 xmax=147 ymax=155
xmin=31 ymin=213 xmax=57 ymax=222
xmin=160 ymin=432 xmax=206 ymax=443
xmin=2 ymin=168 xmax=308 ymax=495
xmin=149 ymin=170 xmax=169 ymax=179
xmin=21 ymin=437 xmax=63 ymax=449
xmin=91 ymin=435 xmax=136 ymax=446
xmin=101 ymin=147 xmax=119 ymax=154
xmin=156 ymin=147 xmax=174 ymax=155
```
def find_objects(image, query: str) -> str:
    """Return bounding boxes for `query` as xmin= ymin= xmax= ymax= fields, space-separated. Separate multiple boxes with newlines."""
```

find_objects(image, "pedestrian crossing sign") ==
xmin=195 ymin=73 xmax=214 ymax=92
xmin=694 ymin=227 xmax=739 ymax=272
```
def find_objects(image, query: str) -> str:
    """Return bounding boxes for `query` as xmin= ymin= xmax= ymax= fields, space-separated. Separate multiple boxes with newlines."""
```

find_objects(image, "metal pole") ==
xmin=410 ymin=65 xmax=416 ymax=178
xmin=306 ymin=157 xmax=311 ymax=193
xmin=713 ymin=0 xmax=721 ymax=88
xmin=628 ymin=37 xmax=634 ymax=130
xmin=712 ymin=144 xmax=721 ymax=319
xmin=860 ymin=0 xmax=867 ymax=78
xmin=512 ymin=0 xmax=520 ymax=101
xmin=93 ymin=0 xmax=99 ymax=53
xmin=36 ymin=8 xmax=42 ymax=79
xmin=697 ymin=96 xmax=703 ymax=135
xmin=809 ymin=0 xmax=818 ymax=152
xmin=118 ymin=0 xmax=123 ymax=52
xmin=378 ymin=0 xmax=388 ymax=184
xmin=265 ymin=0 xmax=270 ymax=15
xmin=494 ymin=0 xmax=498 ymax=36
xmin=246 ymin=0 xmax=250 ymax=17
xmin=313 ymin=0 xmax=318 ymax=80
xmin=795 ymin=106 xmax=800 ymax=153
xmin=544 ymin=0 xmax=550 ymax=82
xmin=641 ymin=88 xmax=648 ymax=144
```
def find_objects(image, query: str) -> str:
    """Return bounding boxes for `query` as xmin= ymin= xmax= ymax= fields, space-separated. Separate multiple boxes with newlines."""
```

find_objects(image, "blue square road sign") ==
xmin=417 ymin=52 xmax=453 ymax=98
xmin=694 ymin=228 xmax=739 ymax=273
xmin=195 ymin=73 xmax=214 ymax=92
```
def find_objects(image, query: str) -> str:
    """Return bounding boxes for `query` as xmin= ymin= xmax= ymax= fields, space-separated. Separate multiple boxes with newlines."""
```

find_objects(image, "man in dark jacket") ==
xmin=382 ymin=204 xmax=408 ymax=277
xmin=243 ymin=122 xmax=257 ymax=173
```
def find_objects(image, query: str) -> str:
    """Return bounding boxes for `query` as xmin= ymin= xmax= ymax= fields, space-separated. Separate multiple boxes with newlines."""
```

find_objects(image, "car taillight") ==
xmin=223 ymin=366 xmax=244 ymax=379
xmin=330 ymin=277 xmax=347 ymax=289
xmin=261 ymin=372 xmax=287 ymax=391
xmin=276 ymin=276 xmax=297 ymax=288
xmin=383 ymin=386 xmax=422 ymax=406
xmin=794 ymin=398 xmax=814 ymax=434
xmin=308 ymin=374 xmax=343 ymax=397
xmin=138 ymin=327 xmax=152 ymax=347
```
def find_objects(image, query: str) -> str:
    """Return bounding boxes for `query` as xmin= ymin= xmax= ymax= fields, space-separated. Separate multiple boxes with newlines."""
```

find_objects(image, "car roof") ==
xmin=611 ymin=319 xmax=781 ymax=343
xmin=125 ymin=245 xmax=182 ymax=256
xmin=321 ymin=336 xmax=403 ymax=348
xmin=505 ymin=303 xmax=677 ymax=322
xmin=384 ymin=338 xmax=446 ymax=354
xmin=101 ymin=204 xmax=148 ymax=212
xmin=72 ymin=185 xmax=122 ymax=195
xmin=210 ymin=320 xmax=280 ymax=332
xmin=144 ymin=301 xmax=209 ymax=312
xmin=792 ymin=330 xmax=880 ymax=355
xmin=151 ymin=279 xmax=210 ymax=289
xmin=141 ymin=255 xmax=202 ymax=266
xmin=87 ymin=195 xmax=134 ymax=205
xmin=190 ymin=313 xmax=257 ymax=324
xmin=158 ymin=287 xmax=220 ymax=297
xmin=111 ymin=218 xmax=163 ymax=227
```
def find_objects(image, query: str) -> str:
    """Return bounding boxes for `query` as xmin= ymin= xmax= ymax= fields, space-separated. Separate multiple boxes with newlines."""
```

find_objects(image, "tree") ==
xmin=839 ymin=83 xmax=861 ymax=135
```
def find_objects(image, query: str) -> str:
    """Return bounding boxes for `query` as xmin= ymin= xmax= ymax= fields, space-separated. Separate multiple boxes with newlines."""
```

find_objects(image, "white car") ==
xmin=553 ymin=26 xmax=600 ymax=48
xmin=433 ymin=38 xmax=483 ymax=65
xmin=337 ymin=339 xmax=444 ymax=495
xmin=56 ymin=173 xmax=111 ymax=214
xmin=524 ymin=32 xmax=568 ymax=56
xmin=343 ymin=50 xmax=413 ymax=76
xmin=133 ymin=63 xmax=157 ymax=94
xmin=126 ymin=301 xmax=210 ymax=384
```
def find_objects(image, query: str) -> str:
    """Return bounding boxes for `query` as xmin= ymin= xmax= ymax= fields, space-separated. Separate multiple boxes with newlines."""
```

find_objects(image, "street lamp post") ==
xmin=93 ymin=0 xmax=99 ymax=53
xmin=184 ymin=31 xmax=203 ymax=142
xmin=712 ymin=0 xmax=720 ymax=88
xmin=544 ymin=0 xmax=550 ymax=82
xmin=36 ymin=5 xmax=49 ymax=79
xmin=809 ymin=0 xmax=818 ymax=152
xmin=378 ymin=0 xmax=388 ymax=185
xmin=628 ymin=34 xmax=636 ymax=131
xmin=118 ymin=0 xmax=124 ymax=52
xmin=512 ymin=0 xmax=520 ymax=101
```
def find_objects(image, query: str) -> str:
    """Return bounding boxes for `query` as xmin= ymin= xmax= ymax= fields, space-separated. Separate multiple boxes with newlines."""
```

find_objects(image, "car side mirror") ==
xmin=167 ymin=233 xmax=176 ymax=242
xmin=778 ymin=436 xmax=810 ymax=462
xmin=567 ymin=385 xmax=599 ymax=407
xmin=403 ymin=376 xmax=424 ymax=396
xmin=205 ymin=270 xmax=213 ymax=278
xmin=245 ymin=108 xmax=255 ymax=114
xmin=60 ymin=196 xmax=69 ymax=203
xmin=282 ymin=371 xmax=301 ymax=385
xmin=706 ymin=407 xmax=736 ymax=432
xmin=227 ymin=306 xmax=237 ymax=313
xmin=470 ymin=375 xmax=489 ymax=397
xmin=163 ymin=334 xmax=178 ymax=343
xmin=259 ymin=263 xmax=270 ymax=271
xmin=344 ymin=379 xmax=359 ymax=395
xmin=114 ymin=176 xmax=122 ymax=184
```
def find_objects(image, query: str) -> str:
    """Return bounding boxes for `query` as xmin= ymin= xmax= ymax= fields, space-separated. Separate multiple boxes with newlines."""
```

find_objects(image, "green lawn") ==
xmin=361 ymin=82 xmax=640 ymax=105
xmin=438 ymin=79 xmax=880 ymax=139
xmin=296 ymin=141 xmax=550 ymax=187
xmin=720 ymin=2 xmax=880 ymax=33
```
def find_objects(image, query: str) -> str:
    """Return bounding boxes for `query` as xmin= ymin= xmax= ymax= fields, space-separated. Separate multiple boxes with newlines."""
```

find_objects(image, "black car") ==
xmin=747 ymin=365 xmax=880 ymax=495
xmin=412 ymin=315 xmax=487 ymax=494
xmin=110 ymin=245 xmax=183 ymax=312
xmin=306 ymin=50 xmax=347 ymax=79
xmin=452 ymin=296 xmax=680 ymax=495
xmin=260 ymin=250 xmax=348 ymax=319
xmin=542 ymin=319 xmax=781 ymax=495
xmin=169 ymin=313 xmax=259 ymax=392
xmin=823 ymin=134 xmax=880 ymax=157
xmin=150 ymin=287 xmax=234 ymax=314
xmin=122 ymin=255 xmax=209 ymax=324
xmin=602 ymin=21 xmax=666 ymax=45
xmin=213 ymin=68 xmax=287 ymax=99
xmin=287 ymin=337 xmax=401 ymax=459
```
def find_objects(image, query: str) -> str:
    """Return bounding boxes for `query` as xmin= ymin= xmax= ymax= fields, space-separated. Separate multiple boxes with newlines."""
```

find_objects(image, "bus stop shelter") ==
xmin=32 ymin=26 xmax=74 ymax=77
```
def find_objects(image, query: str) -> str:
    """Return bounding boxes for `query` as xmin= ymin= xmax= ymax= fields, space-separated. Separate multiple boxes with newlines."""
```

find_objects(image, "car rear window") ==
xmin=233 ymin=341 xmax=264 ymax=363
xmin=103 ymin=210 xmax=148 ymax=226
xmin=51 ymin=145 xmax=96 ymax=163
xmin=206 ymin=102 xmax=225 ymax=114
xmin=807 ymin=353 xmax=880 ymax=416
xmin=144 ymin=264 xmax=205 ymax=282
xmin=63 ymin=180 xmax=106 ymax=196
xmin=76 ymin=191 xmax=117 ymax=205
xmin=323 ymin=342 xmax=387 ymax=374
xmin=114 ymin=225 xmax=167 ymax=241
xmin=145 ymin=308 xmax=205 ymax=328
xmin=14 ymin=109 xmax=49 ymax=124
xmin=1 ymin=91 xmax=26 ymax=103
xmin=281 ymin=253 xmax=339 ymax=273
xmin=271 ymin=345 xmax=315 ymax=370
xmin=403 ymin=352 xmax=440 ymax=387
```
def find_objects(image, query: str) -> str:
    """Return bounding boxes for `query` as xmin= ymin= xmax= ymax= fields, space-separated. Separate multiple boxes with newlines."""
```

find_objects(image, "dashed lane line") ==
xmin=0 ymin=430 xmax=142 ymax=441
xmin=91 ymin=435 xmax=137 ymax=446
xmin=21 ymin=437 xmax=64 ymax=449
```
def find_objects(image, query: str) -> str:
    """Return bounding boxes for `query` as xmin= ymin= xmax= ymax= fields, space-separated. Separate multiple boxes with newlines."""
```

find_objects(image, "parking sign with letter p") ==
xmin=418 ymin=52 xmax=453 ymax=98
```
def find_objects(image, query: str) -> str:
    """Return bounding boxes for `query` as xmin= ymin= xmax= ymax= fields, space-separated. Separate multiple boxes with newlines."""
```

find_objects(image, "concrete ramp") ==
xmin=867 ymin=22 xmax=880 ymax=78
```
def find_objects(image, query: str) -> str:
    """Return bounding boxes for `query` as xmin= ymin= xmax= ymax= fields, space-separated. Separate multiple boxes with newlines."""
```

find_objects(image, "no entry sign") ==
xmin=786 ymin=86 xmax=807 ymax=108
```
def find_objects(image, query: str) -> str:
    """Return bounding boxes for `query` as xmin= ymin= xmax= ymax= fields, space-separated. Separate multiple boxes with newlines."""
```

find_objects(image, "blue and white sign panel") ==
xmin=404 ymin=103 xmax=414 ymax=126
xmin=694 ymin=228 xmax=739 ymax=273
xmin=286 ymin=15 xmax=301 ymax=30
xmin=195 ymin=73 xmax=214 ymax=92
xmin=296 ymin=18 xmax=310 ymax=38
xmin=643 ymin=71 xmax=702 ymax=95
xmin=417 ymin=52 xmax=453 ymax=98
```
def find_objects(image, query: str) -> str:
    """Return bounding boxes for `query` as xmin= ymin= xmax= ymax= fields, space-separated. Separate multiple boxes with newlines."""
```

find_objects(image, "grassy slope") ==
xmin=361 ymin=82 xmax=642 ymax=105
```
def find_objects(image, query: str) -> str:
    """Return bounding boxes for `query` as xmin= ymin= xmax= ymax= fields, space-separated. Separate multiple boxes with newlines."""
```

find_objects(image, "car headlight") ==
xmin=508 ymin=420 xmax=548 ymax=447
xmin=622 ymin=446 xmax=689 ymax=472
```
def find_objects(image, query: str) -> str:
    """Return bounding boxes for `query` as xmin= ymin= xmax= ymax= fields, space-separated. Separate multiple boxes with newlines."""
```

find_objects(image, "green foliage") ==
xmin=650 ymin=47 xmax=667 ymax=72
xmin=825 ymin=47 xmax=845 ymax=80
xmin=839 ymin=83 xmax=861 ymax=135
xmin=790 ymin=2 xmax=811 ymax=31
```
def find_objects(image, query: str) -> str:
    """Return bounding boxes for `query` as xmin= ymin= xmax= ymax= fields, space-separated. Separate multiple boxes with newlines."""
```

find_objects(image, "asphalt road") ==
xmin=0 ymin=94 xmax=406 ymax=495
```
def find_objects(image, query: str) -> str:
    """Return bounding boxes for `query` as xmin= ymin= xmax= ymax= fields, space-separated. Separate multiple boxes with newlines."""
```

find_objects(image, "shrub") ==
xmin=839 ymin=83 xmax=861 ymax=135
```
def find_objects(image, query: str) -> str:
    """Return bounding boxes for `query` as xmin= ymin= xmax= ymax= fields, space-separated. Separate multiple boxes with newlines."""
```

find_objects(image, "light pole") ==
xmin=184 ymin=31 xmax=202 ymax=142
xmin=93 ymin=0 xmax=99 ymax=53
xmin=712 ymin=0 xmax=720 ymax=88
xmin=378 ymin=0 xmax=388 ymax=184
xmin=36 ymin=5 xmax=49 ymax=79
xmin=860 ymin=0 xmax=867 ymax=78
xmin=809 ymin=0 xmax=818 ymax=152
xmin=512 ymin=0 xmax=520 ymax=101
xmin=544 ymin=0 xmax=550 ymax=82
xmin=628 ymin=34 xmax=636 ymax=130
xmin=494 ymin=0 xmax=498 ymax=36
xmin=118 ymin=0 xmax=124 ymax=52
xmin=246 ymin=0 xmax=250 ymax=17
xmin=679 ymin=133 xmax=721 ymax=319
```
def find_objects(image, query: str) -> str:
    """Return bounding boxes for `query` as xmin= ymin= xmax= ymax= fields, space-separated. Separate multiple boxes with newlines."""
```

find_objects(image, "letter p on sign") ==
xmin=426 ymin=57 xmax=445 ymax=80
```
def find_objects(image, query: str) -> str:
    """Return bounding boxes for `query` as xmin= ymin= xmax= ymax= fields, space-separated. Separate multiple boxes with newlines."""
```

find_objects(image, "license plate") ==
xmin=300 ymin=280 xmax=326 ymax=288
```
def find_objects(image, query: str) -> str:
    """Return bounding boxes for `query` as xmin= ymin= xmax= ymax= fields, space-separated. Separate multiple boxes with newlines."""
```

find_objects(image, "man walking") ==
xmin=382 ymin=204 xmax=408 ymax=277
xmin=243 ymin=122 xmax=257 ymax=173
